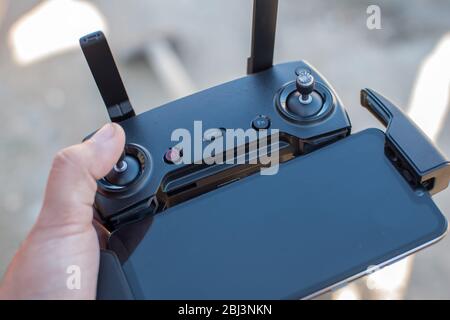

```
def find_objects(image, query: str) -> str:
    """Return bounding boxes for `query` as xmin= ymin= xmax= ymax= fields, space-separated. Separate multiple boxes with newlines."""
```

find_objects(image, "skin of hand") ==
xmin=0 ymin=123 xmax=125 ymax=300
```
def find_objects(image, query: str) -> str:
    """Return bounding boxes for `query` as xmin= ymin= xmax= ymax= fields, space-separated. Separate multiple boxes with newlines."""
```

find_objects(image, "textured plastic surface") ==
xmin=108 ymin=129 xmax=447 ymax=299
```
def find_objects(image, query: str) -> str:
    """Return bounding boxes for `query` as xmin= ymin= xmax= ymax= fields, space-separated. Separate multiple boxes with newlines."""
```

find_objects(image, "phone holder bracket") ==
xmin=361 ymin=89 xmax=450 ymax=195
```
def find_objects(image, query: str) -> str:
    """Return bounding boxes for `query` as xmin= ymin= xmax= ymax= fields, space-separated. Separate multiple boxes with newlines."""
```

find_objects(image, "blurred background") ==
xmin=0 ymin=0 xmax=450 ymax=299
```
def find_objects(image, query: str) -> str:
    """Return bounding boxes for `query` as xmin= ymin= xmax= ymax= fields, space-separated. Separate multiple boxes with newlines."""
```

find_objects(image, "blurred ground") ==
xmin=0 ymin=0 xmax=450 ymax=299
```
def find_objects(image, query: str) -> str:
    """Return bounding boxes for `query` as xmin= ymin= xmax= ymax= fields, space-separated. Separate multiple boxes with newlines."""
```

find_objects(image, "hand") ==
xmin=0 ymin=123 xmax=125 ymax=300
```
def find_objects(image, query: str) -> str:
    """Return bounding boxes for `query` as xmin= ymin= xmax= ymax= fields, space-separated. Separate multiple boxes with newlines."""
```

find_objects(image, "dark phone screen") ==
xmin=120 ymin=129 xmax=447 ymax=299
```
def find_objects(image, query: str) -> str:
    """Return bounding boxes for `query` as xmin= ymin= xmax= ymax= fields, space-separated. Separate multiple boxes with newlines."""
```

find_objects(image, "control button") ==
xmin=164 ymin=147 xmax=183 ymax=164
xmin=252 ymin=115 xmax=271 ymax=130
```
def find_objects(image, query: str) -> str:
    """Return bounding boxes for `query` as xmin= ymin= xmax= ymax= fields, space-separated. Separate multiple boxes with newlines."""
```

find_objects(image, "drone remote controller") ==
xmin=79 ymin=0 xmax=450 ymax=299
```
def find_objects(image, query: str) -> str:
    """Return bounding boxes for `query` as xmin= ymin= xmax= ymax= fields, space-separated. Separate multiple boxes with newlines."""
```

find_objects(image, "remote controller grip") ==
xmin=97 ymin=250 xmax=134 ymax=300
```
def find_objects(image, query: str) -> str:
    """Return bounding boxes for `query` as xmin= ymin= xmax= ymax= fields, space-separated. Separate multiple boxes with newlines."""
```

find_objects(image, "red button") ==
xmin=164 ymin=148 xmax=183 ymax=164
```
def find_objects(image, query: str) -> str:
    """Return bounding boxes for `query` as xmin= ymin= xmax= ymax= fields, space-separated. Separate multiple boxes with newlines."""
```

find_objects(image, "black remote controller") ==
xmin=79 ymin=0 xmax=450 ymax=299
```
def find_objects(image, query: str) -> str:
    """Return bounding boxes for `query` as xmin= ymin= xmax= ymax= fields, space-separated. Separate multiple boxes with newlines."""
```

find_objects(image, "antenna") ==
xmin=80 ymin=31 xmax=135 ymax=122
xmin=247 ymin=0 xmax=279 ymax=74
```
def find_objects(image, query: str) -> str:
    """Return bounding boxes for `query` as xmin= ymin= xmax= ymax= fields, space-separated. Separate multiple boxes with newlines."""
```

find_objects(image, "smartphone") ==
xmin=108 ymin=128 xmax=447 ymax=299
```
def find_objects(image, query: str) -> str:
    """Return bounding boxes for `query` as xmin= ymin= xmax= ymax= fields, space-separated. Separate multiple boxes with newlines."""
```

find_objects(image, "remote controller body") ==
xmin=89 ymin=60 xmax=449 ymax=299
xmin=94 ymin=61 xmax=351 ymax=226
xmin=76 ymin=1 xmax=450 ymax=299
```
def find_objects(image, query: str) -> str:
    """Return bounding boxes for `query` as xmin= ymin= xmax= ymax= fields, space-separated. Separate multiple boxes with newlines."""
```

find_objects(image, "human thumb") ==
xmin=37 ymin=123 xmax=125 ymax=229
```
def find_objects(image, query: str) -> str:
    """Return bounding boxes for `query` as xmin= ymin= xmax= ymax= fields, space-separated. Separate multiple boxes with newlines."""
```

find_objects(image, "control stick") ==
xmin=296 ymin=69 xmax=315 ymax=104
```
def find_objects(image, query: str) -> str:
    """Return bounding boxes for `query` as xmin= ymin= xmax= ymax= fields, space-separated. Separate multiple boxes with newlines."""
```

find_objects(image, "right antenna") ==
xmin=247 ymin=0 xmax=279 ymax=75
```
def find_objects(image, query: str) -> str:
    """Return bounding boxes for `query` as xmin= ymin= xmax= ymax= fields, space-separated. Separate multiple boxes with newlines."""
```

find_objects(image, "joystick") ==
xmin=285 ymin=69 xmax=324 ymax=118
xmin=276 ymin=69 xmax=332 ymax=123
xmin=296 ymin=69 xmax=315 ymax=104
xmin=105 ymin=152 xmax=141 ymax=186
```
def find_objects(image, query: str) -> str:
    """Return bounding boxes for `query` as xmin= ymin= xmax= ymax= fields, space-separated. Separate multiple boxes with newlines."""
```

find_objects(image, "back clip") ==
xmin=80 ymin=31 xmax=135 ymax=122
xmin=361 ymin=88 xmax=450 ymax=195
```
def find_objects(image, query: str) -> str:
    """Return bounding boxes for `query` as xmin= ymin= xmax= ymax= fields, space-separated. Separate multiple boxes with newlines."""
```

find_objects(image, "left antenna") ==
xmin=80 ymin=31 xmax=135 ymax=122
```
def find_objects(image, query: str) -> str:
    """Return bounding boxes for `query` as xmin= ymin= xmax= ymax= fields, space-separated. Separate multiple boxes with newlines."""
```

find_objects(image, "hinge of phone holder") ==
xmin=361 ymin=89 xmax=450 ymax=195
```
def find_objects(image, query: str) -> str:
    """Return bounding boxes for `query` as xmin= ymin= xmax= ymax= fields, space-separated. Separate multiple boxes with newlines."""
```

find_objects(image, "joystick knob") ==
xmin=115 ymin=151 xmax=127 ymax=172
xmin=105 ymin=152 xmax=141 ymax=187
xmin=296 ymin=69 xmax=315 ymax=104
xmin=282 ymin=68 xmax=324 ymax=119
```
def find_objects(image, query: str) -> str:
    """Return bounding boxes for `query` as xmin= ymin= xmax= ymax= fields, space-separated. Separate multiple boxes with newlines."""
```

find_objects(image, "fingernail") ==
xmin=91 ymin=123 xmax=116 ymax=144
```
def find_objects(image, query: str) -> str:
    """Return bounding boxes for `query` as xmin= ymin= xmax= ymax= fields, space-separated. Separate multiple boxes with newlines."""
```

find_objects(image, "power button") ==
xmin=164 ymin=147 xmax=183 ymax=164
xmin=252 ymin=115 xmax=271 ymax=130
